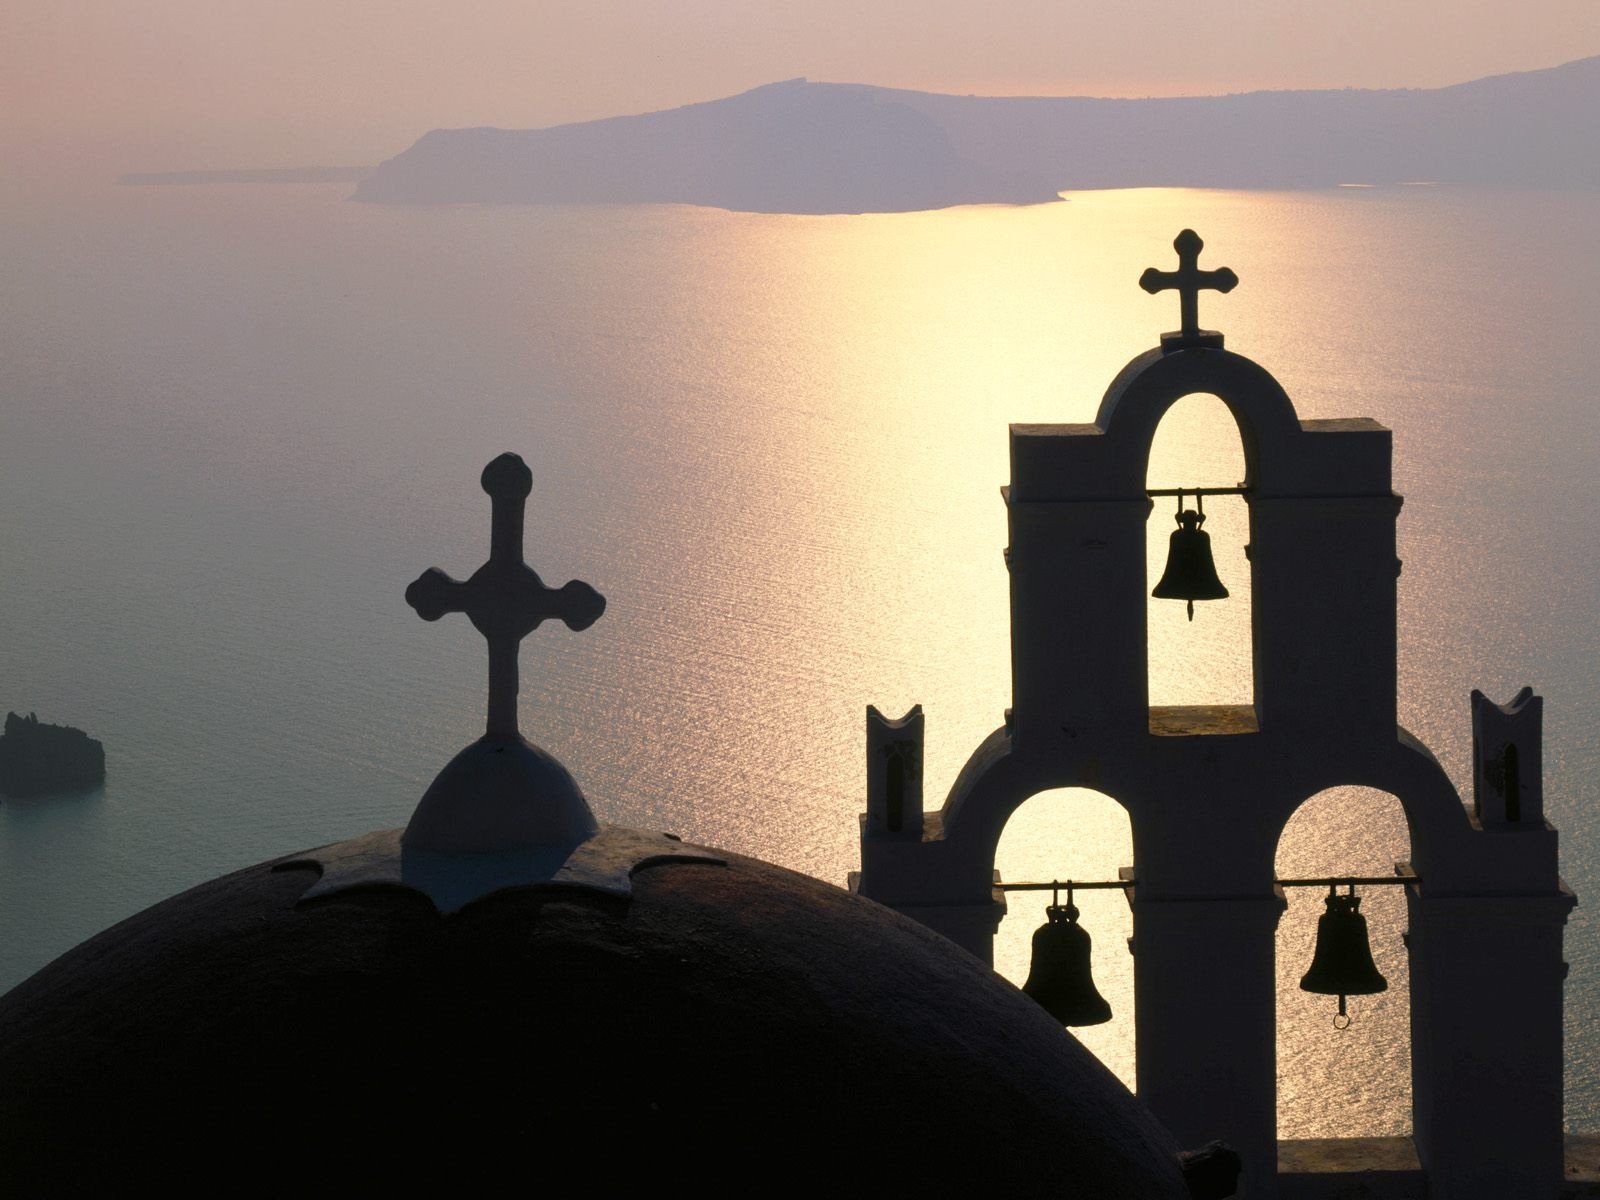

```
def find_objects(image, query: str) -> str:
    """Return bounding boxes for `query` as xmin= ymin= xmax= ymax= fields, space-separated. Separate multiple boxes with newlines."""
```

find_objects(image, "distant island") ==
xmin=352 ymin=57 xmax=1600 ymax=214
xmin=0 ymin=712 xmax=105 ymax=798
xmin=124 ymin=58 xmax=1600 ymax=215
xmin=121 ymin=165 xmax=373 ymax=186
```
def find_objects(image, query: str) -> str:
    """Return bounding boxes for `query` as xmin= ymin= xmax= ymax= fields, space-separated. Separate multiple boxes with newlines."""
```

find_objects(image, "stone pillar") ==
xmin=865 ymin=705 xmax=924 ymax=838
xmin=1249 ymin=488 xmax=1400 ymax=737
xmin=1132 ymin=892 xmax=1286 ymax=1198
xmin=1007 ymin=423 xmax=1152 ymax=747
xmin=1007 ymin=497 xmax=1151 ymax=743
xmin=854 ymin=804 xmax=1006 ymax=964
xmin=1407 ymin=888 xmax=1574 ymax=1199
xmin=1472 ymin=687 xmax=1542 ymax=828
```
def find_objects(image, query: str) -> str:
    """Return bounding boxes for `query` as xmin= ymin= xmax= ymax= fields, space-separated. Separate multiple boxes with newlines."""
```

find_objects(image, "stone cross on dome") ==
xmin=1139 ymin=228 xmax=1239 ymax=350
xmin=287 ymin=450 xmax=722 ymax=906
xmin=405 ymin=452 xmax=605 ymax=740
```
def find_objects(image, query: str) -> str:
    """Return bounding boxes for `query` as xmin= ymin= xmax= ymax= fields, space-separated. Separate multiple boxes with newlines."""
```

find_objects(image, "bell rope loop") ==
xmin=1299 ymin=883 xmax=1388 ymax=1028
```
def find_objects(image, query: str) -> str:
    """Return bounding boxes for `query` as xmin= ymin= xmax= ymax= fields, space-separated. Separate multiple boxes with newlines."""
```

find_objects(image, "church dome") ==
xmin=0 ymin=456 xmax=1218 ymax=1196
xmin=0 ymin=842 xmax=1195 ymax=1195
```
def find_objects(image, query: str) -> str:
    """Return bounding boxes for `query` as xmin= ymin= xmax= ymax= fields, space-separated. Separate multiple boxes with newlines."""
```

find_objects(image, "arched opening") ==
xmin=1145 ymin=393 xmax=1253 ymax=712
xmin=885 ymin=753 xmax=906 ymax=832
xmin=1274 ymin=786 xmax=1412 ymax=1139
xmin=993 ymin=788 xmax=1135 ymax=1090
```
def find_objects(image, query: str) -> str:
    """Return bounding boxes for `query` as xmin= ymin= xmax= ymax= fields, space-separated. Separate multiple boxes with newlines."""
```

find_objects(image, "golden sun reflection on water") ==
xmin=601 ymin=187 xmax=1594 ymax=1136
xmin=3 ymin=184 xmax=1596 ymax=1136
xmin=714 ymin=188 xmax=1546 ymax=1137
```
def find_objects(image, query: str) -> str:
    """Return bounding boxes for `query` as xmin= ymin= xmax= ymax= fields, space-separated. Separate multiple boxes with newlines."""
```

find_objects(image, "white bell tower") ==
xmin=853 ymin=231 xmax=1575 ymax=1199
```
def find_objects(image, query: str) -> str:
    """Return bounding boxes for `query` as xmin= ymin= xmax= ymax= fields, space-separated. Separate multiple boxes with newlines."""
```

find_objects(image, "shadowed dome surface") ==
xmin=0 ymin=842 xmax=1192 ymax=1196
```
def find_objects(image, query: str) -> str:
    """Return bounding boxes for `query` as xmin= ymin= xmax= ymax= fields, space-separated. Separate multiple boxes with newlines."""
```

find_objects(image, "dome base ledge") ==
xmin=284 ymin=825 xmax=724 ymax=913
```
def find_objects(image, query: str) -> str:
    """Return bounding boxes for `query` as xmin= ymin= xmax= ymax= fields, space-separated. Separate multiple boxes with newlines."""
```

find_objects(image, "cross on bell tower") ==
xmin=1139 ymin=228 xmax=1238 ymax=350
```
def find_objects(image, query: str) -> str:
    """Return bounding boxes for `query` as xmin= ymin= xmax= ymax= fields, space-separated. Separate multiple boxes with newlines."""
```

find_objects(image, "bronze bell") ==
xmin=1152 ymin=494 xmax=1228 ymax=621
xmin=1299 ymin=885 xmax=1388 ymax=1026
xmin=1022 ymin=887 xmax=1112 ymax=1028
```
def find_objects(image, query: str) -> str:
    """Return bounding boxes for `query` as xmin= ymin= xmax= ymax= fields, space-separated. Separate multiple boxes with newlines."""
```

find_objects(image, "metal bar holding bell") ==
xmin=996 ymin=874 xmax=1419 ymax=892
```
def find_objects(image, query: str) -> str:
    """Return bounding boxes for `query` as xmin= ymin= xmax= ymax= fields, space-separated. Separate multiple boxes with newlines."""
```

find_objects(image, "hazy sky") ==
xmin=6 ymin=0 xmax=1599 ymax=175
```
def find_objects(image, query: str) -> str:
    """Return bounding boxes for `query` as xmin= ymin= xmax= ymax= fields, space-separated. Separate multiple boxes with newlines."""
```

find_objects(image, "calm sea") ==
xmin=1 ymin=182 xmax=1596 ymax=1136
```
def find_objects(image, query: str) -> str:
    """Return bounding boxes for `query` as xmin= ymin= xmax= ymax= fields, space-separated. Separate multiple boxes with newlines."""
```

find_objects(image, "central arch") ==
xmin=1145 ymin=392 xmax=1253 ymax=711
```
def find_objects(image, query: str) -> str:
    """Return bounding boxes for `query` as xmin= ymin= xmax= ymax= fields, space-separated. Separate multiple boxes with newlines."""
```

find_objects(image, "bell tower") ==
xmin=851 ymin=232 xmax=1575 ymax=1199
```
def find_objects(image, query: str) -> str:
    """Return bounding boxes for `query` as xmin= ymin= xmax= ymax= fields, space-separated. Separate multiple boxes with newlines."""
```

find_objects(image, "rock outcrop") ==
xmin=0 ymin=712 xmax=105 ymax=797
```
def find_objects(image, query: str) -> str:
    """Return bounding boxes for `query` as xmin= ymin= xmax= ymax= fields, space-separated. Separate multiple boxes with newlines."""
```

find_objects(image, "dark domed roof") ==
xmin=0 ymin=456 xmax=1218 ymax=1194
xmin=0 ymin=841 xmax=1191 ymax=1196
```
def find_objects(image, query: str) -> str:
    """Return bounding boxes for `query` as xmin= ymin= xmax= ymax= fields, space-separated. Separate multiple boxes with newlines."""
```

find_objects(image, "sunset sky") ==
xmin=5 ymin=0 xmax=1599 ymax=177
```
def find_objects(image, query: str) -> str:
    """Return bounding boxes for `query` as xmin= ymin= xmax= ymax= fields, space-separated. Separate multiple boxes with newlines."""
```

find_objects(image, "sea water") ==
xmin=1 ymin=181 xmax=1597 ymax=1136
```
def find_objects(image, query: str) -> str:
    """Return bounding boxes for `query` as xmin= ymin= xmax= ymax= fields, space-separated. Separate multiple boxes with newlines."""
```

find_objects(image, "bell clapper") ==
xmin=1334 ymin=995 xmax=1352 ymax=1031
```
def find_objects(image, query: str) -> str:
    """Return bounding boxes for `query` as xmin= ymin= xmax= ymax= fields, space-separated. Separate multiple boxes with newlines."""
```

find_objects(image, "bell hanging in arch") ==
xmin=1152 ymin=493 xmax=1229 ymax=621
xmin=1021 ymin=885 xmax=1112 ymax=1028
xmin=1299 ymin=885 xmax=1388 ymax=1027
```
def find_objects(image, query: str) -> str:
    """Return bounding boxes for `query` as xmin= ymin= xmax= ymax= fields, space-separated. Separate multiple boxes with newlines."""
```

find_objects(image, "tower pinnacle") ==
xmin=1138 ymin=229 xmax=1238 ymax=350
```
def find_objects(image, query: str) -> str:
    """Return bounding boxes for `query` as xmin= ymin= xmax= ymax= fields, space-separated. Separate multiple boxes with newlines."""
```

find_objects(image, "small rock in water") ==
xmin=0 ymin=712 xmax=105 ymax=798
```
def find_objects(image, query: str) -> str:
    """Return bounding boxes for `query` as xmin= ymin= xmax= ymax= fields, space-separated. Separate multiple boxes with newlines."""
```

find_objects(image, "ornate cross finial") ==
xmin=406 ymin=453 xmax=605 ymax=739
xmin=1139 ymin=229 xmax=1238 ymax=351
